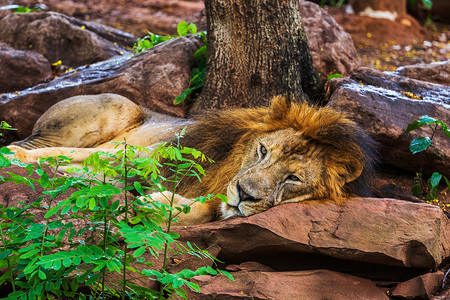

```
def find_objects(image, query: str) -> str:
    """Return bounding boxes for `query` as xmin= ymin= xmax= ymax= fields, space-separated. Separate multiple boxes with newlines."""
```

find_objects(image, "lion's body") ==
xmin=9 ymin=94 xmax=377 ymax=225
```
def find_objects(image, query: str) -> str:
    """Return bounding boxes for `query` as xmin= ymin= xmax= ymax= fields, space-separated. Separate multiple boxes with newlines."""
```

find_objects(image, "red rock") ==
xmin=187 ymin=268 xmax=389 ymax=300
xmin=329 ymin=67 xmax=450 ymax=178
xmin=0 ymin=42 xmax=53 ymax=93
xmin=175 ymin=198 xmax=450 ymax=270
xmin=395 ymin=60 xmax=450 ymax=86
xmin=299 ymin=0 xmax=361 ymax=77
xmin=392 ymin=271 xmax=444 ymax=299
xmin=0 ymin=11 xmax=129 ymax=67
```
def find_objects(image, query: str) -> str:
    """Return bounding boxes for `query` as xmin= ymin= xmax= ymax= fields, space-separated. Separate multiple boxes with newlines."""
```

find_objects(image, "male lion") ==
xmin=8 ymin=93 xmax=376 ymax=225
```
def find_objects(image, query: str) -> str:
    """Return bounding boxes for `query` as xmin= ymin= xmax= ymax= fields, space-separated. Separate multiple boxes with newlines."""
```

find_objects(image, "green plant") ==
xmin=133 ymin=21 xmax=207 ymax=105
xmin=0 ymin=129 xmax=232 ymax=299
xmin=326 ymin=73 xmax=343 ymax=81
xmin=0 ymin=121 xmax=14 ymax=135
xmin=133 ymin=21 xmax=199 ymax=53
xmin=409 ymin=0 xmax=433 ymax=10
xmin=319 ymin=0 xmax=346 ymax=8
xmin=174 ymin=43 xmax=206 ymax=105
xmin=0 ymin=4 xmax=42 ymax=13
xmin=406 ymin=115 xmax=450 ymax=206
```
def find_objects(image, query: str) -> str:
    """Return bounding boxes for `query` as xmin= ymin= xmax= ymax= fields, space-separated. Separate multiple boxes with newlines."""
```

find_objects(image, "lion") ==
xmin=8 ymin=93 xmax=377 ymax=225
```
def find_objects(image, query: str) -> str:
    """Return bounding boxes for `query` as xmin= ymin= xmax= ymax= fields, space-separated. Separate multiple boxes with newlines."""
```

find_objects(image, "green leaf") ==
xmin=185 ymin=281 xmax=200 ymax=292
xmin=194 ymin=45 xmax=207 ymax=60
xmin=0 ymin=154 xmax=11 ymax=168
xmin=44 ymin=206 xmax=60 ymax=218
xmin=36 ymin=283 xmax=43 ymax=295
xmin=429 ymin=172 xmax=442 ymax=188
xmin=23 ymin=259 xmax=39 ymax=274
xmin=133 ymin=246 xmax=146 ymax=258
xmin=0 ymin=146 xmax=14 ymax=154
xmin=61 ymin=205 xmax=71 ymax=215
xmin=172 ymin=277 xmax=184 ymax=288
xmin=326 ymin=73 xmax=343 ymax=80
xmin=187 ymin=23 xmax=197 ymax=34
xmin=28 ymin=287 xmax=36 ymax=300
xmin=219 ymin=270 xmax=235 ymax=281
xmin=73 ymin=256 xmax=81 ymax=266
xmin=419 ymin=115 xmax=436 ymax=124
xmin=62 ymin=257 xmax=72 ymax=267
xmin=38 ymin=270 xmax=47 ymax=280
xmin=134 ymin=181 xmax=145 ymax=195
xmin=75 ymin=196 xmax=85 ymax=208
xmin=406 ymin=115 xmax=439 ymax=133
xmin=86 ymin=273 xmax=102 ymax=286
xmin=409 ymin=137 xmax=432 ymax=154
xmin=89 ymin=198 xmax=96 ymax=210
xmin=182 ymin=205 xmax=191 ymax=214
xmin=179 ymin=269 xmax=197 ymax=278
xmin=177 ymin=21 xmax=189 ymax=36
xmin=39 ymin=172 xmax=49 ymax=188
xmin=405 ymin=120 xmax=423 ymax=133
xmin=70 ymin=278 xmax=79 ymax=292
xmin=20 ymin=248 xmax=40 ymax=259
xmin=174 ymin=93 xmax=187 ymax=104
xmin=0 ymin=249 xmax=12 ymax=260
xmin=422 ymin=0 xmax=433 ymax=9
xmin=53 ymin=259 xmax=62 ymax=270
xmin=216 ymin=194 xmax=228 ymax=203
xmin=411 ymin=183 xmax=422 ymax=198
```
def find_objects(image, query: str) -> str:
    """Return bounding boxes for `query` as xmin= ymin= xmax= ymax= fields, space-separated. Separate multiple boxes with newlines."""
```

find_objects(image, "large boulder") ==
xmin=0 ymin=42 xmax=53 ymax=93
xmin=175 ymin=198 xmax=450 ymax=271
xmin=0 ymin=11 xmax=132 ymax=67
xmin=299 ymin=0 xmax=360 ymax=77
xmin=329 ymin=67 xmax=450 ymax=178
xmin=0 ymin=35 xmax=202 ymax=145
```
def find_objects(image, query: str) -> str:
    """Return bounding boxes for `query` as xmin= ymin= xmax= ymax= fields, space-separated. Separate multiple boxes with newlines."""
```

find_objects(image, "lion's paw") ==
xmin=146 ymin=191 xmax=173 ymax=205
xmin=5 ymin=145 xmax=29 ymax=162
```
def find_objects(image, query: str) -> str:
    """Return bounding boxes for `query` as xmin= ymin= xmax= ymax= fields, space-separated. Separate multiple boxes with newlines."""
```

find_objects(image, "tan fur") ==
xmin=9 ymin=94 xmax=376 ymax=225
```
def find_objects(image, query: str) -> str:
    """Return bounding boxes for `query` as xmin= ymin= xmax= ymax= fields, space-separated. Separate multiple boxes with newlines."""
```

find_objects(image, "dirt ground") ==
xmin=12 ymin=0 xmax=450 ymax=72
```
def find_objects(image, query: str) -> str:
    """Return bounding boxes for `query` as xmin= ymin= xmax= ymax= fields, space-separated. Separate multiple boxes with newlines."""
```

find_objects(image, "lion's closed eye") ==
xmin=286 ymin=175 xmax=302 ymax=182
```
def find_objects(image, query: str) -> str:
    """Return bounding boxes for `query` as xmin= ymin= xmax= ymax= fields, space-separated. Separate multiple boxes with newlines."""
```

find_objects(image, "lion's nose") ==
xmin=236 ymin=181 xmax=257 ymax=203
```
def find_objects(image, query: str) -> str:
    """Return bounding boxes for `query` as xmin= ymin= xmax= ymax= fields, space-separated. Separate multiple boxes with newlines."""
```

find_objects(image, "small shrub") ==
xmin=0 ymin=129 xmax=232 ymax=299
xmin=406 ymin=115 xmax=450 ymax=209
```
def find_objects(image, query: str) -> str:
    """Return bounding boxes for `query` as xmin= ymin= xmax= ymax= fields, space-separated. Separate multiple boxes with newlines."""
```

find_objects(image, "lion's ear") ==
xmin=268 ymin=96 xmax=291 ymax=120
xmin=344 ymin=160 xmax=364 ymax=183
xmin=320 ymin=121 xmax=366 ymax=185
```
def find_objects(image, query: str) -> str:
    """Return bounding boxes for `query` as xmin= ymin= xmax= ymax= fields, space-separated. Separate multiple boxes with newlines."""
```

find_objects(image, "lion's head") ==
xmin=175 ymin=96 xmax=377 ymax=219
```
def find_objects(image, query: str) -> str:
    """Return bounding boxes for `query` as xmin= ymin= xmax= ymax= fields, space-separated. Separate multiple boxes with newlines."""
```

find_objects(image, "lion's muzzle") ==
xmin=236 ymin=181 xmax=261 ymax=203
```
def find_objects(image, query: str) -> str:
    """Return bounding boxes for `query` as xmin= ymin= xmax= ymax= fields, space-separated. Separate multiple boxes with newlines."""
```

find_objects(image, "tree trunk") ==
xmin=190 ymin=0 xmax=323 ymax=113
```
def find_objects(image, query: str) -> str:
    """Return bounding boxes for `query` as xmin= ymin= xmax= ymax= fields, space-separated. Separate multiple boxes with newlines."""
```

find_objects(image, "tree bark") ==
xmin=190 ymin=0 xmax=323 ymax=113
